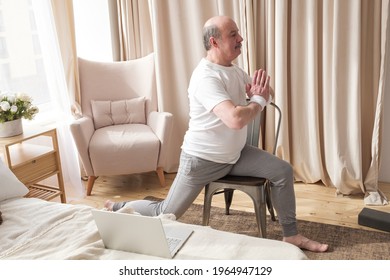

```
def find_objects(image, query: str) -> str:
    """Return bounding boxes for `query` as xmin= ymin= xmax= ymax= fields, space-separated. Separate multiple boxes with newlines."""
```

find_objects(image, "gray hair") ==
xmin=202 ymin=24 xmax=221 ymax=51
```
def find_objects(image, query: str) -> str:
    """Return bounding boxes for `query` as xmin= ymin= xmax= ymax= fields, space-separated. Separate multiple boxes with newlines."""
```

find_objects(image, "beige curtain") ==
xmin=265 ymin=0 xmax=388 ymax=205
xmin=109 ymin=0 xmax=153 ymax=60
xmin=50 ymin=0 xmax=80 ymax=105
xmin=365 ymin=0 xmax=390 ymax=204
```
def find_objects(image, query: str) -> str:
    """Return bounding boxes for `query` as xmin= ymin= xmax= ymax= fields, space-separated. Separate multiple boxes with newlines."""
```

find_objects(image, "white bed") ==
xmin=0 ymin=161 xmax=307 ymax=260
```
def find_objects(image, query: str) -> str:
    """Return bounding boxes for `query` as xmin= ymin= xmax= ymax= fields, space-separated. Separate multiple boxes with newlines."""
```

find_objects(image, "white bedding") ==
xmin=0 ymin=198 xmax=307 ymax=260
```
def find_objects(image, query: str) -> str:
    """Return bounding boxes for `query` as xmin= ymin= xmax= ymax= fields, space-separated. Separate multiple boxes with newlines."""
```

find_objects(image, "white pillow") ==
xmin=0 ymin=160 xmax=29 ymax=202
xmin=91 ymin=97 xmax=146 ymax=129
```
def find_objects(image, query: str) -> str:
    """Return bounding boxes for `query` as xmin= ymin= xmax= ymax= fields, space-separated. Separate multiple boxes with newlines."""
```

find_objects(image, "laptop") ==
xmin=91 ymin=209 xmax=193 ymax=258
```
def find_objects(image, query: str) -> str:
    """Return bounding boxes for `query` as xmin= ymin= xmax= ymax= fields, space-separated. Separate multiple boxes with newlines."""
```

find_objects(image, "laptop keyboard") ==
xmin=167 ymin=237 xmax=181 ymax=251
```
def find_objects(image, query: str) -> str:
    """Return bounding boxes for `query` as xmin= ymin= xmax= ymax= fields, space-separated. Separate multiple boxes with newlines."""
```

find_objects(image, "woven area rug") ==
xmin=145 ymin=196 xmax=390 ymax=260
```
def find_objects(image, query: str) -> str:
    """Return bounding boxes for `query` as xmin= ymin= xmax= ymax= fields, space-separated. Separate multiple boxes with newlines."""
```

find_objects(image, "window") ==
xmin=73 ymin=0 xmax=112 ymax=61
xmin=0 ymin=0 xmax=113 ymax=125
xmin=0 ymin=11 xmax=5 ymax=32
xmin=0 ymin=36 xmax=7 ymax=58
xmin=0 ymin=0 xmax=51 ymax=113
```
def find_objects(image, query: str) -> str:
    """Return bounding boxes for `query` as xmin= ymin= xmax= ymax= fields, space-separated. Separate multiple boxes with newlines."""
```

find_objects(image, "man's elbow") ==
xmin=226 ymin=119 xmax=246 ymax=130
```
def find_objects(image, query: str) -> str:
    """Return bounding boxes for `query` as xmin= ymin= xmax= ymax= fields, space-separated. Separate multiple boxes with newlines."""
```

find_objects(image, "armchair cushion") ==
xmin=89 ymin=124 xmax=160 ymax=175
xmin=91 ymin=97 xmax=146 ymax=129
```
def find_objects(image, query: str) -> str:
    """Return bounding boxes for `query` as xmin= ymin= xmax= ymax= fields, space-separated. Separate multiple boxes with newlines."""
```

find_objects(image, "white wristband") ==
xmin=249 ymin=95 xmax=267 ymax=109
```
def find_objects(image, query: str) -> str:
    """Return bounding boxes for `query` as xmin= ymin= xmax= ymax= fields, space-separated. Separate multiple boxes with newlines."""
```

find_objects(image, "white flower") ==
xmin=16 ymin=92 xmax=31 ymax=102
xmin=6 ymin=94 xmax=16 ymax=103
xmin=10 ymin=105 xmax=18 ymax=113
xmin=0 ymin=101 xmax=10 ymax=111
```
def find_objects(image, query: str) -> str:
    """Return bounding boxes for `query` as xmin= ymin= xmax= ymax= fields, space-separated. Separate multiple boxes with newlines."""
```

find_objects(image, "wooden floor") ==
xmin=69 ymin=171 xmax=390 ymax=231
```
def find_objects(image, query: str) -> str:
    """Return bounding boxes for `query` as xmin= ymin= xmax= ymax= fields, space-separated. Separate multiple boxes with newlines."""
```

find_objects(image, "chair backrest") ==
xmin=246 ymin=109 xmax=262 ymax=146
xmin=246 ymin=103 xmax=282 ymax=155
xmin=78 ymin=53 xmax=157 ymax=120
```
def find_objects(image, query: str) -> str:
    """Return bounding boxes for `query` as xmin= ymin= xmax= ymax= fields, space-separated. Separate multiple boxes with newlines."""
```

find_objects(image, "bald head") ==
xmin=202 ymin=16 xmax=235 ymax=51
xmin=204 ymin=15 xmax=233 ymax=27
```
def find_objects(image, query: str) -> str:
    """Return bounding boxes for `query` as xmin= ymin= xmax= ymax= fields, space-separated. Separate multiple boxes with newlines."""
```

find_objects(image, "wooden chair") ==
xmin=202 ymin=103 xmax=281 ymax=238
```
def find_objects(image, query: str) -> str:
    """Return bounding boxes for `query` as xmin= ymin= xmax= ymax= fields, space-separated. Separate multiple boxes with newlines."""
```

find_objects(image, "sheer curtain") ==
xmin=32 ymin=0 xmax=84 ymax=200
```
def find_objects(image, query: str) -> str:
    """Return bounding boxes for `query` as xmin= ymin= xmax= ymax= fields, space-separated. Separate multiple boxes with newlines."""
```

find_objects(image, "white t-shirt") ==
xmin=181 ymin=58 xmax=251 ymax=164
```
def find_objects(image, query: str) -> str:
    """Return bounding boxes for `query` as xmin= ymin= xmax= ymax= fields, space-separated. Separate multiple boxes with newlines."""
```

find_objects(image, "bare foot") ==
xmin=283 ymin=234 xmax=328 ymax=252
xmin=104 ymin=200 xmax=115 ymax=211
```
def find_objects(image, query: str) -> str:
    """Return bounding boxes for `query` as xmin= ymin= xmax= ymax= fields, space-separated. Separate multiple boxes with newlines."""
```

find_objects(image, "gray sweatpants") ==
xmin=114 ymin=145 xmax=298 ymax=237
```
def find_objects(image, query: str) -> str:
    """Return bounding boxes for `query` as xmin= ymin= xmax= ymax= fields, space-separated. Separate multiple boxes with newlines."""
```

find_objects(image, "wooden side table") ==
xmin=0 ymin=126 xmax=66 ymax=203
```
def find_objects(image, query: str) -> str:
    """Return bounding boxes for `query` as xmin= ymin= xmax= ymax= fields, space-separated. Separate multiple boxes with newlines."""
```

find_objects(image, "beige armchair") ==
xmin=70 ymin=53 xmax=173 ymax=195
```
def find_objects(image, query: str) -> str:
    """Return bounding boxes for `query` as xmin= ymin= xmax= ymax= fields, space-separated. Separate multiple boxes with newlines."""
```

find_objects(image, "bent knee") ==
xmin=271 ymin=160 xmax=294 ymax=184
xmin=281 ymin=160 xmax=293 ymax=177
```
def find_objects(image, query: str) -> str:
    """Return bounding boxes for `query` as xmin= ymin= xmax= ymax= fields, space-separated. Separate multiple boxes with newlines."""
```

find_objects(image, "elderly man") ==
xmin=106 ymin=15 xmax=328 ymax=253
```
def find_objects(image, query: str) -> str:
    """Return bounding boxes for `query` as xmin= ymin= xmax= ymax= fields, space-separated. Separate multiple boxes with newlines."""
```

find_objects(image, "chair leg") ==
xmin=223 ymin=189 xmax=234 ymax=215
xmin=265 ymin=183 xmax=277 ymax=221
xmin=156 ymin=167 xmax=165 ymax=187
xmin=254 ymin=202 xmax=267 ymax=238
xmin=202 ymin=184 xmax=213 ymax=226
xmin=86 ymin=176 xmax=97 ymax=196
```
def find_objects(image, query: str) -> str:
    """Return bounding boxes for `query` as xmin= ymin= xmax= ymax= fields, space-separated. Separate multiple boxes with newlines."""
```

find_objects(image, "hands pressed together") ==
xmin=246 ymin=69 xmax=273 ymax=109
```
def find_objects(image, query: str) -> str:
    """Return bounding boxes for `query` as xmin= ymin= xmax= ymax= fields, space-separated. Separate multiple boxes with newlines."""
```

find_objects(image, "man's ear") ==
xmin=210 ymin=37 xmax=218 ymax=48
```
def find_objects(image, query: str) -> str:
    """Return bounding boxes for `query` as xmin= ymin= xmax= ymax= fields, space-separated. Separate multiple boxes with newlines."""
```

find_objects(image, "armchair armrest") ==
xmin=147 ymin=111 xmax=173 ymax=168
xmin=69 ymin=116 xmax=95 ymax=176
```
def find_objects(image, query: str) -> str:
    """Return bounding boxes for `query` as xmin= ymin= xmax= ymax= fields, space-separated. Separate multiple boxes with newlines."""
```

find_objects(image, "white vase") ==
xmin=0 ymin=118 xmax=23 ymax=138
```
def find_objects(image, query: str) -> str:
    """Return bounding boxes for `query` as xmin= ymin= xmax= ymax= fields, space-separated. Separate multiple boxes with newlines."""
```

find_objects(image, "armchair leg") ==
xmin=86 ymin=176 xmax=97 ymax=196
xmin=156 ymin=167 xmax=165 ymax=187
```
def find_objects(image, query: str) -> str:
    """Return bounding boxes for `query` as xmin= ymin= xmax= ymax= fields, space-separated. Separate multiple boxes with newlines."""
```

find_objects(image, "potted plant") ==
xmin=0 ymin=91 xmax=39 ymax=137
